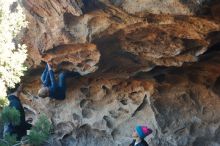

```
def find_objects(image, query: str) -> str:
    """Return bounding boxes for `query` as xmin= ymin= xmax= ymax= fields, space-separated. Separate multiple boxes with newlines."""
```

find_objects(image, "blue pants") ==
xmin=58 ymin=72 xmax=81 ymax=92
xmin=41 ymin=65 xmax=50 ymax=87
xmin=41 ymin=64 xmax=80 ymax=100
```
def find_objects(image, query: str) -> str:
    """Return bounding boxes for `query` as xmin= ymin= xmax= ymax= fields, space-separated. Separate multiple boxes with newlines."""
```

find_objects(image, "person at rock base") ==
xmin=38 ymin=62 xmax=80 ymax=100
xmin=3 ymin=84 xmax=32 ymax=140
xmin=129 ymin=125 xmax=153 ymax=146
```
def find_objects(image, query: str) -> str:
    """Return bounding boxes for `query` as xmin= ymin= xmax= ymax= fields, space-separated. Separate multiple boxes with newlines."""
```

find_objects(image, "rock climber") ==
xmin=3 ymin=84 xmax=32 ymax=140
xmin=129 ymin=125 xmax=153 ymax=146
xmin=38 ymin=62 xmax=80 ymax=100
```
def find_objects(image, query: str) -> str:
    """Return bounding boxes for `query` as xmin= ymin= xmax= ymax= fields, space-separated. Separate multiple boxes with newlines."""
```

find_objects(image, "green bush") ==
xmin=0 ymin=107 xmax=20 ymax=126
xmin=0 ymin=99 xmax=8 ymax=108
xmin=28 ymin=115 xmax=52 ymax=146
xmin=0 ymin=115 xmax=52 ymax=146
xmin=0 ymin=134 xmax=17 ymax=146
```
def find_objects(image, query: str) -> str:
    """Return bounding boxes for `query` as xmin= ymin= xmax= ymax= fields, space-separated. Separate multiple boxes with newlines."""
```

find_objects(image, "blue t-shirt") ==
xmin=4 ymin=95 xmax=32 ymax=140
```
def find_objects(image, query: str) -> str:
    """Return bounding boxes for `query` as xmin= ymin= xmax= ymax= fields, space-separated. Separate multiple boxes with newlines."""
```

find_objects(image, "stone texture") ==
xmin=111 ymin=0 xmax=193 ymax=15
xmin=85 ymin=0 xmax=212 ymax=15
xmin=150 ymin=52 xmax=220 ymax=146
xmin=211 ymin=3 xmax=220 ymax=21
xmin=118 ymin=17 xmax=219 ymax=67
xmin=21 ymin=51 xmax=220 ymax=146
xmin=21 ymin=72 xmax=156 ymax=146
xmin=42 ymin=43 xmax=100 ymax=75
xmin=13 ymin=0 xmax=220 ymax=145
xmin=21 ymin=0 xmax=82 ymax=68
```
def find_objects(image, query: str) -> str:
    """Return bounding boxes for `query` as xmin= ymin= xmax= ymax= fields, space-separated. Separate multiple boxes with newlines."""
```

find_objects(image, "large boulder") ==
xmin=12 ymin=0 xmax=220 ymax=145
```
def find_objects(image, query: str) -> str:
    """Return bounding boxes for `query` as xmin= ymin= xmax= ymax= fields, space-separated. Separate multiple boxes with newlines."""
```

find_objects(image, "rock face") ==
xmin=118 ymin=16 xmax=218 ymax=67
xmin=16 ymin=0 xmax=220 ymax=146
xmin=151 ymin=52 xmax=220 ymax=146
xmin=42 ymin=43 xmax=100 ymax=75
xmin=109 ymin=0 xmax=209 ymax=15
xmin=20 ymin=0 xmax=82 ymax=68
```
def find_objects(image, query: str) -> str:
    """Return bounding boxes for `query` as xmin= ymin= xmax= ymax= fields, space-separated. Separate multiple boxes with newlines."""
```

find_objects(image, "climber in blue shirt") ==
xmin=38 ymin=62 xmax=80 ymax=100
xmin=3 ymin=84 xmax=32 ymax=140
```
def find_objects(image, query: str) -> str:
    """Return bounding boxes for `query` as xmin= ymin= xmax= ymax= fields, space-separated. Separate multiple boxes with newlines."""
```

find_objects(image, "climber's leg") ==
xmin=57 ymin=72 xmax=81 ymax=100
xmin=41 ymin=64 xmax=51 ymax=86
xmin=66 ymin=71 xmax=81 ymax=78
xmin=58 ymin=72 xmax=67 ymax=100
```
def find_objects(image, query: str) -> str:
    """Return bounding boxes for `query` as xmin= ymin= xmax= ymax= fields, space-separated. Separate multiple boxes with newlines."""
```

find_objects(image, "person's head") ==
xmin=7 ymin=83 xmax=23 ymax=97
xmin=132 ymin=130 xmax=139 ymax=139
xmin=133 ymin=125 xmax=153 ymax=140
xmin=38 ymin=87 xmax=49 ymax=98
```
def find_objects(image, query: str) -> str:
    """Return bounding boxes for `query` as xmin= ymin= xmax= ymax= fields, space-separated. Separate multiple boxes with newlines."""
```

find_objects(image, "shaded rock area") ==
xmin=150 ymin=51 xmax=220 ymax=146
xmin=15 ymin=0 xmax=220 ymax=145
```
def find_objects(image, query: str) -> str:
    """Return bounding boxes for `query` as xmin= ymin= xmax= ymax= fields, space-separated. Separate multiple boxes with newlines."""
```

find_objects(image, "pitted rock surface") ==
xmin=14 ymin=0 xmax=220 ymax=145
xmin=42 ymin=43 xmax=100 ymax=75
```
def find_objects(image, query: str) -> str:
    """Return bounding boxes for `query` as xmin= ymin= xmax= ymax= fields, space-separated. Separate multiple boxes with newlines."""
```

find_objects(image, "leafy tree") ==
xmin=0 ymin=0 xmax=28 ymax=107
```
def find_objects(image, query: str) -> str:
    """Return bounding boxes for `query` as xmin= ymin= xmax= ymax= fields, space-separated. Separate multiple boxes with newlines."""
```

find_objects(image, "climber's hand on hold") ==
xmin=47 ymin=62 xmax=52 ymax=70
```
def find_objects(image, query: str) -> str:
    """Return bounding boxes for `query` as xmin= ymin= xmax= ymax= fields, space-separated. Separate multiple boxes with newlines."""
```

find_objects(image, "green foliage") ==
xmin=28 ymin=115 xmax=52 ymax=146
xmin=0 ymin=134 xmax=18 ymax=146
xmin=0 ymin=107 xmax=20 ymax=126
xmin=0 ymin=98 xmax=8 ymax=108
xmin=0 ymin=0 xmax=28 ymax=104
xmin=0 ymin=115 xmax=52 ymax=146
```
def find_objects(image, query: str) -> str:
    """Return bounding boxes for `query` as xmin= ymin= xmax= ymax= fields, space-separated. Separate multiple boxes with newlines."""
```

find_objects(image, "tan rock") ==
xmin=13 ymin=0 xmax=220 ymax=145
xmin=21 ymin=0 xmax=82 ymax=68
xmin=42 ymin=43 xmax=100 ymax=75
xmin=118 ymin=16 xmax=219 ymax=67
xmin=111 ymin=0 xmax=209 ymax=15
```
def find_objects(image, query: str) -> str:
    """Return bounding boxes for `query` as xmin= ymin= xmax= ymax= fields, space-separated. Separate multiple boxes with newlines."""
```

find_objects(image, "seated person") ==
xmin=3 ymin=84 xmax=32 ymax=140
xmin=38 ymin=62 xmax=80 ymax=100
xmin=130 ymin=125 xmax=153 ymax=146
